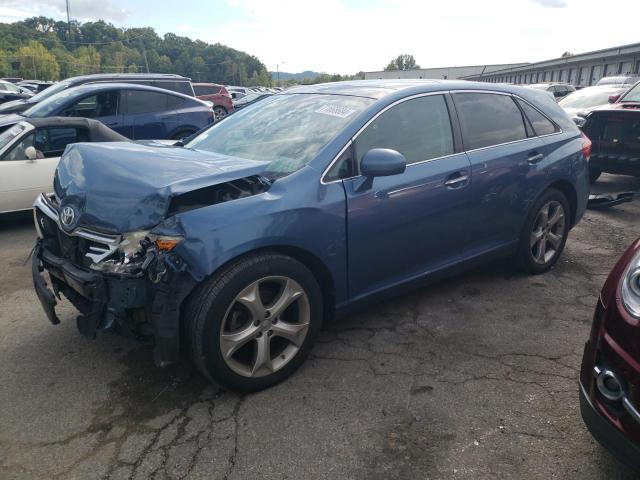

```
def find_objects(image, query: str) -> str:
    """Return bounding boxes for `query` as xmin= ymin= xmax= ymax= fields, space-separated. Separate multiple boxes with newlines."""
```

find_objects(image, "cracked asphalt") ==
xmin=2 ymin=174 xmax=640 ymax=480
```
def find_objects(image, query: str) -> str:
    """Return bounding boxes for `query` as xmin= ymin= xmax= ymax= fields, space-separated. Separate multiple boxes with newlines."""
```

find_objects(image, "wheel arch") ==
xmin=183 ymin=244 xmax=337 ymax=323
xmin=546 ymin=179 xmax=578 ymax=226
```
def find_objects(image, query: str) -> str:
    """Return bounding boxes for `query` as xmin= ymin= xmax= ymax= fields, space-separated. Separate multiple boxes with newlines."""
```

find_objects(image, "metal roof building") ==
xmin=461 ymin=42 xmax=640 ymax=86
xmin=363 ymin=63 xmax=528 ymax=81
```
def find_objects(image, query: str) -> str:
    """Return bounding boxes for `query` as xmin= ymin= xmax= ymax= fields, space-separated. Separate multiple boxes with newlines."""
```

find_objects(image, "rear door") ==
xmin=122 ymin=90 xmax=175 ymax=140
xmin=343 ymin=94 xmax=472 ymax=299
xmin=452 ymin=92 xmax=547 ymax=255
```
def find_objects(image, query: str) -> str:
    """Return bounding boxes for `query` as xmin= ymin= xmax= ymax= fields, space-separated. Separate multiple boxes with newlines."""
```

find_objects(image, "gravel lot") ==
xmin=1 ymin=174 xmax=640 ymax=480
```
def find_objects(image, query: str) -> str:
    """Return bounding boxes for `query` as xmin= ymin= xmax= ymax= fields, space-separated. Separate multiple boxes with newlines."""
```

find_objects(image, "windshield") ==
xmin=187 ymin=93 xmax=374 ymax=177
xmin=29 ymin=80 xmax=71 ymax=102
xmin=0 ymin=123 xmax=27 ymax=151
xmin=621 ymin=83 xmax=640 ymax=102
xmin=559 ymin=88 xmax=621 ymax=109
xmin=22 ymin=87 xmax=81 ymax=117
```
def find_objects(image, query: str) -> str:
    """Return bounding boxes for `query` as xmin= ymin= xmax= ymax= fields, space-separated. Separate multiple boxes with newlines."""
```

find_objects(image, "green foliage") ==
xmin=15 ymin=40 xmax=59 ymax=79
xmin=0 ymin=17 xmax=271 ymax=85
xmin=384 ymin=54 xmax=419 ymax=72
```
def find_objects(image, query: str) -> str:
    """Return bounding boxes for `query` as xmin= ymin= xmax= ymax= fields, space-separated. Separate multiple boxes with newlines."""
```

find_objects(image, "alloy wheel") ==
xmin=213 ymin=107 xmax=227 ymax=121
xmin=530 ymin=200 xmax=566 ymax=265
xmin=219 ymin=276 xmax=310 ymax=378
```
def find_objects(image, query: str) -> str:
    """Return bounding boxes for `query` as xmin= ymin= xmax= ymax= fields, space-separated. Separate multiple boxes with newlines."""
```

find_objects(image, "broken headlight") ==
xmin=118 ymin=231 xmax=183 ymax=257
xmin=621 ymin=251 xmax=640 ymax=318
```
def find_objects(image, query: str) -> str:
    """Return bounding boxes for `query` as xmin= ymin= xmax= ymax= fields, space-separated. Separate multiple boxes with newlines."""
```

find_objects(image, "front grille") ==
xmin=34 ymin=195 xmax=121 ymax=268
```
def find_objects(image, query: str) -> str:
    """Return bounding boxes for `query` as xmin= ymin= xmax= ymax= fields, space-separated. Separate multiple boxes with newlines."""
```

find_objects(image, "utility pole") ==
xmin=66 ymin=0 xmax=73 ymax=47
xmin=276 ymin=61 xmax=285 ymax=87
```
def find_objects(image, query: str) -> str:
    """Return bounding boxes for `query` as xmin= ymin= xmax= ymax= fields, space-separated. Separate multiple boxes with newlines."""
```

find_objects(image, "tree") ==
xmin=384 ymin=54 xmax=419 ymax=71
xmin=16 ymin=41 xmax=59 ymax=80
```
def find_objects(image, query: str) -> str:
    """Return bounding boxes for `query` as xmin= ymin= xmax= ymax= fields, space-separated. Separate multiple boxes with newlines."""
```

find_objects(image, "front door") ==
xmin=343 ymin=94 xmax=472 ymax=300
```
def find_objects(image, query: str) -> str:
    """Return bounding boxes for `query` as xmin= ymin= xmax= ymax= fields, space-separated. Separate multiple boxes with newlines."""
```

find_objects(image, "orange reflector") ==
xmin=155 ymin=238 xmax=181 ymax=251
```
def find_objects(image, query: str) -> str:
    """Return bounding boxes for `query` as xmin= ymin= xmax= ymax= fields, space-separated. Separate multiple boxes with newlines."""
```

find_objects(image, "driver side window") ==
xmin=354 ymin=95 xmax=455 ymax=166
xmin=62 ymin=91 xmax=119 ymax=118
xmin=2 ymin=129 xmax=46 ymax=161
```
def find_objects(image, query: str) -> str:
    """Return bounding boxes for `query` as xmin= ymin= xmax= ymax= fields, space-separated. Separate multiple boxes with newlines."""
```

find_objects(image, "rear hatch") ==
xmin=583 ymin=107 xmax=640 ymax=173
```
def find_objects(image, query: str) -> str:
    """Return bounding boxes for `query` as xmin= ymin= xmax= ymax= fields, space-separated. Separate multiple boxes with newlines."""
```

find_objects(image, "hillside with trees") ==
xmin=0 ymin=17 xmax=272 ymax=86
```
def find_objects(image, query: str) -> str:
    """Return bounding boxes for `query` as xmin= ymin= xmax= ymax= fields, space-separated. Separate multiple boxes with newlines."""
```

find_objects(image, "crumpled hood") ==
xmin=55 ymin=142 xmax=270 ymax=233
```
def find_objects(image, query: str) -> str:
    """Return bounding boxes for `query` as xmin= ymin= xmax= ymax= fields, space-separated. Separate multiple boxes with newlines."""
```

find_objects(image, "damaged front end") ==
xmin=32 ymin=193 xmax=196 ymax=367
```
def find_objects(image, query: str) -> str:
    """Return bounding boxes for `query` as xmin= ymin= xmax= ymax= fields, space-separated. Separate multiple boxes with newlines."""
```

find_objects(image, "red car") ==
xmin=580 ymin=238 xmax=640 ymax=472
xmin=192 ymin=83 xmax=234 ymax=121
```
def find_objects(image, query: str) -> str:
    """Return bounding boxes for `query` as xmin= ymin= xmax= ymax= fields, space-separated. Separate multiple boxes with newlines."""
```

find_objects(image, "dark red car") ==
xmin=580 ymin=238 xmax=640 ymax=472
xmin=192 ymin=83 xmax=234 ymax=121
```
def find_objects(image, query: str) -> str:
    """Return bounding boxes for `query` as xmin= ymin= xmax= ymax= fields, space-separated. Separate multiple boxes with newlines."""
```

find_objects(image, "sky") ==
xmin=0 ymin=0 xmax=638 ymax=74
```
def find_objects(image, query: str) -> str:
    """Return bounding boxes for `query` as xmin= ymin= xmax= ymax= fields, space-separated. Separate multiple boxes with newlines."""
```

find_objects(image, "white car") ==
xmin=0 ymin=117 xmax=127 ymax=213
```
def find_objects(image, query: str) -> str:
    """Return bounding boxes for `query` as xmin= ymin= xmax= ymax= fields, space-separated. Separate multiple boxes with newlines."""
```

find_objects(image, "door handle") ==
xmin=444 ymin=172 xmax=469 ymax=188
xmin=528 ymin=152 xmax=544 ymax=164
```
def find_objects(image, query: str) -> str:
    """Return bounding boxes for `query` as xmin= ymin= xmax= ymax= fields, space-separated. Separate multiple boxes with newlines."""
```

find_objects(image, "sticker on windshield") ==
xmin=315 ymin=105 xmax=357 ymax=118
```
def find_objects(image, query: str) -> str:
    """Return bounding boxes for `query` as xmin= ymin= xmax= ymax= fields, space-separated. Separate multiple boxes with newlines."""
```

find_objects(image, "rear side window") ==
xmin=125 ymin=90 xmax=169 ymax=114
xmin=516 ymin=99 xmax=558 ymax=136
xmin=154 ymin=81 xmax=193 ymax=96
xmin=166 ymin=95 xmax=186 ymax=109
xmin=194 ymin=85 xmax=220 ymax=96
xmin=454 ymin=93 xmax=527 ymax=150
xmin=355 ymin=95 xmax=454 ymax=165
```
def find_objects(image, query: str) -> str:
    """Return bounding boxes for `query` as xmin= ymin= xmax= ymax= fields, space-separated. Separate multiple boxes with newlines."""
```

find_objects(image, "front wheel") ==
xmin=184 ymin=252 xmax=322 ymax=393
xmin=516 ymin=188 xmax=571 ymax=274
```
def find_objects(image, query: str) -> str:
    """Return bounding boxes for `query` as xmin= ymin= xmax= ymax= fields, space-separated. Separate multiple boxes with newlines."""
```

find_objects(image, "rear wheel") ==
xmin=213 ymin=106 xmax=228 ymax=121
xmin=516 ymin=188 xmax=571 ymax=274
xmin=183 ymin=252 xmax=322 ymax=393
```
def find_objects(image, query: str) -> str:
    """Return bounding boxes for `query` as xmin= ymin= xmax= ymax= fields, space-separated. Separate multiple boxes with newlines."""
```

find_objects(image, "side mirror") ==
xmin=608 ymin=94 xmax=621 ymax=104
xmin=25 ymin=146 xmax=39 ymax=160
xmin=361 ymin=148 xmax=406 ymax=177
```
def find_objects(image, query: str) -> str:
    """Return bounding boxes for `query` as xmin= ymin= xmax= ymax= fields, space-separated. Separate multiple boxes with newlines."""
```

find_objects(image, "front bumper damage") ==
xmin=32 ymin=194 xmax=196 ymax=367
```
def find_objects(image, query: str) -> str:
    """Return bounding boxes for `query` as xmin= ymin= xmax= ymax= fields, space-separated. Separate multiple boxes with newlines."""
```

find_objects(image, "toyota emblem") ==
xmin=60 ymin=206 xmax=76 ymax=228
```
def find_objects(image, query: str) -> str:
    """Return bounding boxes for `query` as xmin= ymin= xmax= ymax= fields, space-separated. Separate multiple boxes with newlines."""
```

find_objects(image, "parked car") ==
xmin=15 ymin=83 xmax=214 ymax=140
xmin=17 ymin=80 xmax=54 ymax=93
xmin=581 ymin=81 xmax=640 ymax=182
xmin=559 ymin=85 xmax=628 ymax=121
xmin=596 ymin=75 xmax=640 ymax=87
xmin=192 ymin=83 xmax=234 ymax=120
xmin=31 ymin=80 xmax=590 ymax=392
xmin=0 ymin=73 xmax=194 ymax=115
xmin=226 ymin=86 xmax=249 ymax=100
xmin=1 ymin=77 xmax=23 ymax=83
xmin=232 ymin=92 xmax=273 ymax=110
xmin=527 ymin=83 xmax=576 ymax=101
xmin=0 ymin=117 xmax=127 ymax=213
xmin=0 ymin=79 xmax=33 ymax=104
xmin=580 ymin=238 xmax=640 ymax=473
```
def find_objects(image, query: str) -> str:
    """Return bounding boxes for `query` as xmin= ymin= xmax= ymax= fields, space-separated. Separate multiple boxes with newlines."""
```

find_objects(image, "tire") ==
xmin=589 ymin=169 xmax=602 ymax=184
xmin=170 ymin=130 xmax=195 ymax=141
xmin=516 ymin=188 xmax=571 ymax=274
xmin=213 ymin=106 xmax=227 ymax=121
xmin=183 ymin=252 xmax=323 ymax=393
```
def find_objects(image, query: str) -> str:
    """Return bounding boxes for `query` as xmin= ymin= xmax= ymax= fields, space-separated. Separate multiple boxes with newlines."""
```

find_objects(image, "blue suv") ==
xmin=32 ymin=80 xmax=590 ymax=392
xmin=8 ymin=83 xmax=213 ymax=140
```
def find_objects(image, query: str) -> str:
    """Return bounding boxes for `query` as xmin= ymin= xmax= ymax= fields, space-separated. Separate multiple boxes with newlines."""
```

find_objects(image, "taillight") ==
xmin=581 ymin=132 xmax=592 ymax=161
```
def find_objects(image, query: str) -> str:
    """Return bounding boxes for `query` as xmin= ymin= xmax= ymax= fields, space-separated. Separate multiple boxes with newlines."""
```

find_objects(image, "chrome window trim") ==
xmin=320 ymin=89 xmax=566 ymax=185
